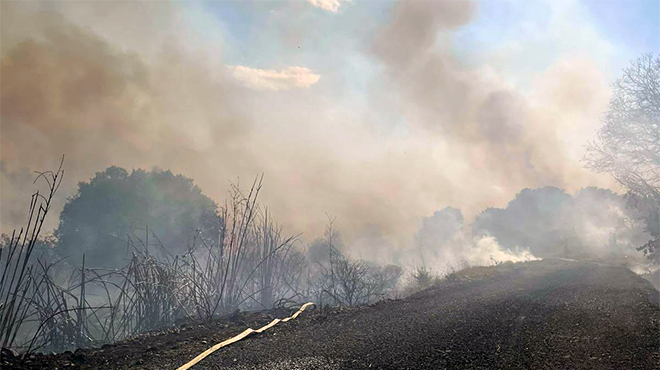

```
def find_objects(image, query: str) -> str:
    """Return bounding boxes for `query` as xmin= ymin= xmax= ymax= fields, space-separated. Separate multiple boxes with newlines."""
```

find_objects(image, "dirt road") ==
xmin=6 ymin=259 xmax=660 ymax=369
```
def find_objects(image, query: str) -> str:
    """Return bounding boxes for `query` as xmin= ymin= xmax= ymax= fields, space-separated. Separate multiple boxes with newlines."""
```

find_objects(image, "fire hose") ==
xmin=176 ymin=302 xmax=315 ymax=370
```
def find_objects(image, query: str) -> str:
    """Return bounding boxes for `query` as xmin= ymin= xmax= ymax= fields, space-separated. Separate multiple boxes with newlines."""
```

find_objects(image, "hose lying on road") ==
xmin=176 ymin=302 xmax=316 ymax=370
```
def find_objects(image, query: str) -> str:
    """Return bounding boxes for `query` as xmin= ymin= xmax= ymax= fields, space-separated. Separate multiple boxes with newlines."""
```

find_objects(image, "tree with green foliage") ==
xmin=55 ymin=166 xmax=220 ymax=268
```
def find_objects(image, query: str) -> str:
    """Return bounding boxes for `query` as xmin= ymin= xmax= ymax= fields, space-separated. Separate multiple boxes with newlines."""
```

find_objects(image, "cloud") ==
xmin=228 ymin=66 xmax=321 ymax=91
xmin=304 ymin=0 xmax=349 ymax=13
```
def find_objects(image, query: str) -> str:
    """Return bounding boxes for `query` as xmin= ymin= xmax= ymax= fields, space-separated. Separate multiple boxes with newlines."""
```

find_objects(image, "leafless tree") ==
xmin=585 ymin=53 xmax=660 ymax=201
xmin=585 ymin=54 xmax=659 ymax=262
xmin=311 ymin=218 xmax=402 ymax=306
xmin=367 ymin=264 xmax=403 ymax=300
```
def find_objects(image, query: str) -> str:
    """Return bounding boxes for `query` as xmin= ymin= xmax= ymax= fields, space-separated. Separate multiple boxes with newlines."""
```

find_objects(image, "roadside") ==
xmin=4 ymin=259 xmax=659 ymax=370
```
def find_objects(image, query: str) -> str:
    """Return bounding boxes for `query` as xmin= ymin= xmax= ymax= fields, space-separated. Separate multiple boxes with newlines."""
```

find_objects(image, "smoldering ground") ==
xmin=1 ymin=0 xmax=642 ymax=271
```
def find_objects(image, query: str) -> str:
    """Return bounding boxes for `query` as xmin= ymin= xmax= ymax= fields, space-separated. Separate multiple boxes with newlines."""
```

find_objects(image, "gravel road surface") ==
xmin=5 ymin=259 xmax=659 ymax=369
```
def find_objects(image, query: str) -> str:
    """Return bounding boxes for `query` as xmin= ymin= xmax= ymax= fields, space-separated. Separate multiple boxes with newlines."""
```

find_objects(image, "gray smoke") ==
xmin=1 ymin=1 xmax=621 ymax=263
xmin=410 ymin=187 xmax=653 ymax=273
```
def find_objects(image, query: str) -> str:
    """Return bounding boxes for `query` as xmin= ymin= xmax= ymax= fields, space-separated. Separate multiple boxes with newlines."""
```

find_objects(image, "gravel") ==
xmin=4 ymin=259 xmax=659 ymax=369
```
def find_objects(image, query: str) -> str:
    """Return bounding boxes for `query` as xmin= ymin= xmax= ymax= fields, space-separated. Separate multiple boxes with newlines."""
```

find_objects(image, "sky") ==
xmin=1 ymin=0 xmax=658 ymax=263
xmin=203 ymin=0 xmax=657 ymax=82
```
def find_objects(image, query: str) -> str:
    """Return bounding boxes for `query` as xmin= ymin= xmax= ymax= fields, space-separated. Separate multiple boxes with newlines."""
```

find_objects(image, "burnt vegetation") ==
xmin=0 ymin=165 xmax=404 ymax=358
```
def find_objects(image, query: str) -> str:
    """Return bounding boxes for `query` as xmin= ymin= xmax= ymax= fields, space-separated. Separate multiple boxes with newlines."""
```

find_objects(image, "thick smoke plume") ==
xmin=1 ymin=1 xmax=623 ymax=265
xmin=411 ymin=187 xmax=653 ymax=274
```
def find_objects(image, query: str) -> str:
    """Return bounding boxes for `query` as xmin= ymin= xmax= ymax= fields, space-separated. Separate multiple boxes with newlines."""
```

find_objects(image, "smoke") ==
xmin=406 ymin=206 xmax=537 ymax=272
xmin=0 ymin=1 xmax=253 ymax=231
xmin=368 ymin=0 xmax=611 ymax=197
xmin=408 ymin=187 xmax=652 ymax=273
xmin=472 ymin=187 xmax=653 ymax=268
xmin=1 ymin=1 xmax=622 ymax=263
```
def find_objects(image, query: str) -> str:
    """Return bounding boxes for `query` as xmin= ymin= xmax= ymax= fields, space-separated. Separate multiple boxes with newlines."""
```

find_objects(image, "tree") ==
xmin=585 ymin=54 xmax=659 ymax=200
xmin=626 ymin=193 xmax=659 ymax=263
xmin=307 ymin=218 xmax=402 ymax=306
xmin=55 ymin=166 xmax=220 ymax=268
xmin=585 ymin=54 xmax=660 ymax=263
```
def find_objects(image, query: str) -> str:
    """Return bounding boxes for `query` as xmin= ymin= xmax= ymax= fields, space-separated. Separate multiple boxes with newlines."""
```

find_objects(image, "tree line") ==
xmin=0 ymin=164 xmax=404 ymax=355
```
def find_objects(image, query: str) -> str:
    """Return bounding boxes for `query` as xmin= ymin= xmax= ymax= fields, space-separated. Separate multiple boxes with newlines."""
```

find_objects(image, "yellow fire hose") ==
xmin=176 ymin=302 xmax=315 ymax=370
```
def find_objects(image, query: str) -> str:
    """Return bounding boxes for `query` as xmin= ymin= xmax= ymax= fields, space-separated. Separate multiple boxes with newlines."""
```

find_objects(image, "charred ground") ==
xmin=3 ymin=259 xmax=659 ymax=370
